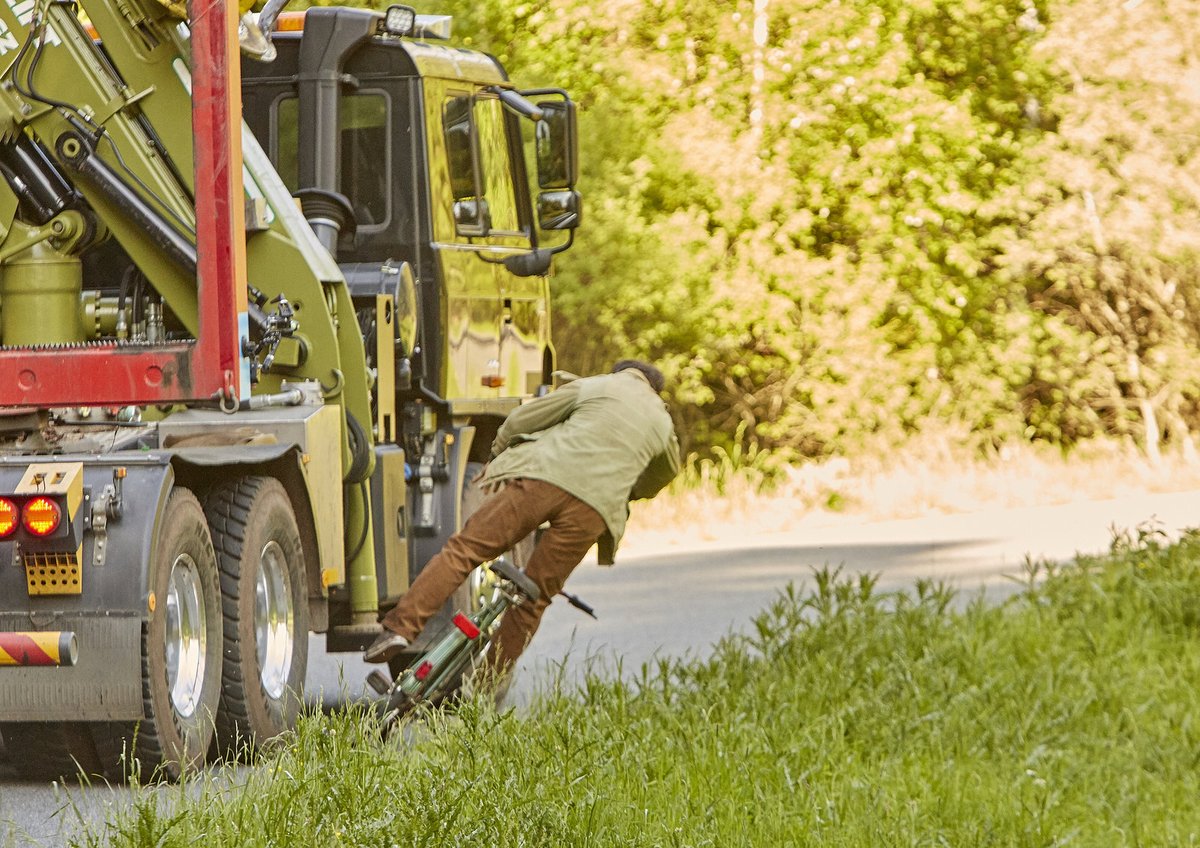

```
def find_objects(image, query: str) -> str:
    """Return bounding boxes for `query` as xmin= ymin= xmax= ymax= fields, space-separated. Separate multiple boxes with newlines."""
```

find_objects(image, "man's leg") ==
xmin=486 ymin=490 xmax=606 ymax=678
xmin=379 ymin=479 xmax=555 ymax=643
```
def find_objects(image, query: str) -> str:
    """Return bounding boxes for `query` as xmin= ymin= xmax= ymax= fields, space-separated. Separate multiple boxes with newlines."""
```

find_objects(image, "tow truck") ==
xmin=0 ymin=0 xmax=579 ymax=780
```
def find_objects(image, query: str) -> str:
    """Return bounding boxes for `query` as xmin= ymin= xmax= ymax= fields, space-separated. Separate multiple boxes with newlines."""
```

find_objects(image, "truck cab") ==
xmin=241 ymin=7 xmax=579 ymax=411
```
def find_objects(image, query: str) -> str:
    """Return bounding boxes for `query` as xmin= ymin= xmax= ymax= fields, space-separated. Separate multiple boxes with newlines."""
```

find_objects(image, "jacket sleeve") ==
xmin=490 ymin=382 xmax=581 ymax=458
xmin=629 ymin=428 xmax=681 ymax=501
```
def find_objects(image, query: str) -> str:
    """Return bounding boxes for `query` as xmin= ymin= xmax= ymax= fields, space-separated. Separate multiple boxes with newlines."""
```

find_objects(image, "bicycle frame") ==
xmin=376 ymin=557 xmax=541 ymax=718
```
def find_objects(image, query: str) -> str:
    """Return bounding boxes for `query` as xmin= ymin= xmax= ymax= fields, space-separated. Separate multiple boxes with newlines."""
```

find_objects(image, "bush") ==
xmin=420 ymin=0 xmax=1200 ymax=465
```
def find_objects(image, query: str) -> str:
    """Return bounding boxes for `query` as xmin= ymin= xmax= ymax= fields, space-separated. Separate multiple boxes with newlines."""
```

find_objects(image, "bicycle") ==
xmin=367 ymin=556 xmax=543 ymax=722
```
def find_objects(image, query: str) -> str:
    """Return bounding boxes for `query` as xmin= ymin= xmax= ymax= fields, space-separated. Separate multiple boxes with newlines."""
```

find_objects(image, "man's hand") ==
xmin=470 ymin=463 xmax=488 ymax=485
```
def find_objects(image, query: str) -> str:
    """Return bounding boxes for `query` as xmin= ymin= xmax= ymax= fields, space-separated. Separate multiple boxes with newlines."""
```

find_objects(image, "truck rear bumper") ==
xmin=0 ymin=614 xmax=142 ymax=721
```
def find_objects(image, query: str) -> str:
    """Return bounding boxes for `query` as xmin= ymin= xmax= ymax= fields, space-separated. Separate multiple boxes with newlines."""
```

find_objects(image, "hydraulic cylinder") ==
xmin=0 ymin=243 xmax=85 ymax=346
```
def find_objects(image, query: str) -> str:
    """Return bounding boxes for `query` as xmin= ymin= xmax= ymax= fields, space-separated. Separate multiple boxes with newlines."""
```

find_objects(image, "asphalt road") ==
xmin=3 ymin=489 xmax=1198 ymax=845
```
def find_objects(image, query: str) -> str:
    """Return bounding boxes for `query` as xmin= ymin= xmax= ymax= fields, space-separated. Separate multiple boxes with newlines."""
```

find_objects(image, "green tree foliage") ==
xmin=392 ymin=1 xmax=1200 ymax=460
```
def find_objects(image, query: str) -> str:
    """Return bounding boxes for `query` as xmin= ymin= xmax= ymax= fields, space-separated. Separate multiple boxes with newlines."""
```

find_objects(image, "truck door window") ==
xmin=443 ymin=95 xmax=479 ymax=204
xmin=274 ymin=95 xmax=300 ymax=191
xmin=271 ymin=92 xmax=391 ymax=230
xmin=442 ymin=93 xmax=523 ymax=238
xmin=473 ymin=97 xmax=520 ymax=235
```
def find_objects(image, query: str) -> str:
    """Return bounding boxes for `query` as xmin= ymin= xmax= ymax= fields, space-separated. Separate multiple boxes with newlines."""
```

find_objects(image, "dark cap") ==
xmin=611 ymin=359 xmax=666 ymax=393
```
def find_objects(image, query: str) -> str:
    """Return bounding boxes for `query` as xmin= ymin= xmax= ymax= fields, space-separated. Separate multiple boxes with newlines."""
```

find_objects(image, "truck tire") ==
xmin=205 ymin=476 xmax=308 ymax=757
xmin=94 ymin=487 xmax=222 ymax=782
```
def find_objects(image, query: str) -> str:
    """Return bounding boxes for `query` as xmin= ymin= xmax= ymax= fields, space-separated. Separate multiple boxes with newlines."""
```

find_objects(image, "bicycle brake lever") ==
xmin=558 ymin=590 xmax=597 ymax=619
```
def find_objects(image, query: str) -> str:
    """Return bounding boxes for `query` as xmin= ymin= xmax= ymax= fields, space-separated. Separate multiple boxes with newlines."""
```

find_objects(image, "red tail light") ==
xmin=0 ymin=498 xmax=17 ymax=537
xmin=22 ymin=497 xmax=61 ymax=536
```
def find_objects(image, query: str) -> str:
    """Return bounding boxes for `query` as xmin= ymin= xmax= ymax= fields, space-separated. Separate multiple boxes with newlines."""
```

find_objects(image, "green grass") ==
xmin=77 ymin=528 xmax=1200 ymax=847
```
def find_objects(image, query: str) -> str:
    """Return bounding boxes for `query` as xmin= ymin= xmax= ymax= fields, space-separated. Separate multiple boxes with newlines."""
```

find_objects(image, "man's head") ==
xmin=612 ymin=359 xmax=666 ymax=393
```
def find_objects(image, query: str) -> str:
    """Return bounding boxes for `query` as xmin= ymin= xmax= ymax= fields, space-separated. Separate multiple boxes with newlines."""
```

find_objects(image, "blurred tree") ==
xmin=293 ymin=0 xmax=1200 ymax=464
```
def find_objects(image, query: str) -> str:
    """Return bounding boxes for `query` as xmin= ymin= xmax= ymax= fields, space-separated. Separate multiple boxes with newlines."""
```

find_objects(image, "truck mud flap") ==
xmin=0 ymin=614 xmax=142 ymax=721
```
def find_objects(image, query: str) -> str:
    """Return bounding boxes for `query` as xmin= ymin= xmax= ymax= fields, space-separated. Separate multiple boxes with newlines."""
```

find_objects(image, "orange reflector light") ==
xmin=452 ymin=613 xmax=481 ymax=640
xmin=22 ymin=497 xmax=61 ymax=537
xmin=274 ymin=10 xmax=307 ymax=31
xmin=0 ymin=498 xmax=17 ymax=537
xmin=414 ymin=660 xmax=434 ymax=681
xmin=480 ymin=375 xmax=505 ymax=388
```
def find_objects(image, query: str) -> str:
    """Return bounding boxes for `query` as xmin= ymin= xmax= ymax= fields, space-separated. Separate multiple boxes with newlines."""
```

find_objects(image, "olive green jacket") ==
xmin=484 ymin=369 xmax=681 ymax=564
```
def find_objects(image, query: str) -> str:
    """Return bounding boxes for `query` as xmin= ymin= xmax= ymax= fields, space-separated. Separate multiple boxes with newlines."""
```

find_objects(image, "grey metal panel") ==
xmin=156 ymin=405 xmax=327 ymax=451
xmin=0 ymin=615 xmax=142 ymax=720
xmin=159 ymin=404 xmax=344 ymax=586
xmin=0 ymin=458 xmax=172 ymax=615
xmin=167 ymin=443 xmax=294 ymax=466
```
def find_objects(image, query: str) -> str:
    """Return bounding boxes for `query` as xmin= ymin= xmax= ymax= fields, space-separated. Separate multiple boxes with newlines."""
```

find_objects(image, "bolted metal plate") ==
xmin=0 ymin=614 xmax=142 ymax=720
xmin=24 ymin=550 xmax=83 ymax=595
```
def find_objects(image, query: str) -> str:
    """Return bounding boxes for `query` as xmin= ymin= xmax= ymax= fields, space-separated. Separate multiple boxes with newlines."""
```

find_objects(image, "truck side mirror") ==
xmin=537 ymin=189 xmax=581 ymax=231
xmin=453 ymin=198 xmax=490 ymax=234
xmin=534 ymin=99 xmax=578 ymax=190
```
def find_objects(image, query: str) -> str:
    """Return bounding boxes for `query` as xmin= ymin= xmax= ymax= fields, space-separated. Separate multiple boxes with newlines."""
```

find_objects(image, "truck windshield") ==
xmin=273 ymin=92 xmax=391 ymax=230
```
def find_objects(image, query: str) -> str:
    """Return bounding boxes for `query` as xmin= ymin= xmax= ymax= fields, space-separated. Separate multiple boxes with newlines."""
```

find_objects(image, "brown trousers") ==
xmin=382 ymin=478 xmax=606 ymax=673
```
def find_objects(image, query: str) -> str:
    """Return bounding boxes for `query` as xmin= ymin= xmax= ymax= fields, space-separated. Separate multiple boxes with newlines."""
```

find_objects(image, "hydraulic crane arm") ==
xmin=0 ymin=0 xmax=244 ymax=404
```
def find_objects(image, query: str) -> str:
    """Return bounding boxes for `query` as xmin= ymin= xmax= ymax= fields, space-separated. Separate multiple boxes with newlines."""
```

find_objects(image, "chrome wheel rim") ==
xmin=165 ymin=553 xmax=206 ymax=719
xmin=256 ymin=540 xmax=294 ymax=700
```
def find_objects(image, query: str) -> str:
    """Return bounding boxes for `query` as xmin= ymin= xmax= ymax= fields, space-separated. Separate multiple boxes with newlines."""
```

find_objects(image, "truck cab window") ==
xmin=444 ymin=95 xmax=476 ymax=204
xmin=274 ymin=95 xmax=300 ymax=191
xmin=442 ymin=93 xmax=522 ymax=237
xmin=474 ymin=96 xmax=520 ymax=234
xmin=271 ymin=93 xmax=390 ymax=229
xmin=340 ymin=93 xmax=389 ymax=229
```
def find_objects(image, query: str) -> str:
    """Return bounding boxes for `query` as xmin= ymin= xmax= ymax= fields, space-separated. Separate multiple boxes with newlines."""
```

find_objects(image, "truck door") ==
xmin=431 ymin=84 xmax=543 ymax=402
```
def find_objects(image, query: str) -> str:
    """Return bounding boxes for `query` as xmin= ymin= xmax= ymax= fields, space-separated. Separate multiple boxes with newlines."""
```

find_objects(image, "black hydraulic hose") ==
xmin=117 ymin=266 xmax=132 ymax=330
xmin=13 ymin=15 xmax=102 ymax=135
xmin=54 ymin=129 xmax=197 ymax=276
xmin=341 ymin=411 xmax=374 ymax=564
xmin=344 ymin=479 xmax=371 ymax=565
xmin=132 ymin=268 xmax=145 ymax=329
xmin=14 ymin=20 xmax=193 ymax=238
xmin=343 ymin=410 xmax=372 ymax=485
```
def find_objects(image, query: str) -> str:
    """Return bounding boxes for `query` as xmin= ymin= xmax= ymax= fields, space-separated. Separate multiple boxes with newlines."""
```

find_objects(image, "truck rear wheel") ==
xmin=94 ymin=487 xmax=222 ymax=782
xmin=205 ymin=476 xmax=308 ymax=757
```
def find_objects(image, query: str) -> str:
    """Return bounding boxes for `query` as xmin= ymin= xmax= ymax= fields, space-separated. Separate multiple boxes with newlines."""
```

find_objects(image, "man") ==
xmin=364 ymin=359 xmax=681 ymax=681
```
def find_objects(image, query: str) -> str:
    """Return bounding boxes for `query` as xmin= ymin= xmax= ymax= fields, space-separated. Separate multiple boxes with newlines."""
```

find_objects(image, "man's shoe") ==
xmin=364 ymin=630 xmax=409 ymax=664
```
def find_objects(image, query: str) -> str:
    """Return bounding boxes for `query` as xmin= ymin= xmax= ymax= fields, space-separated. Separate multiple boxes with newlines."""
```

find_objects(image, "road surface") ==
xmin=2 ymin=489 xmax=1197 ymax=845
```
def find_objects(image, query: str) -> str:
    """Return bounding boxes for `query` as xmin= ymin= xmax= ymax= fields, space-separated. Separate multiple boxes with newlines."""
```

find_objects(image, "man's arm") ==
xmin=490 ymin=381 xmax=582 ymax=458
xmin=629 ymin=430 xmax=681 ymax=500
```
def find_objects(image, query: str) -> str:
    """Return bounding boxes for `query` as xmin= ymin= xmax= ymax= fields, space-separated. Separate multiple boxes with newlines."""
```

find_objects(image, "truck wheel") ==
xmin=205 ymin=476 xmax=308 ymax=757
xmin=94 ymin=487 xmax=222 ymax=782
